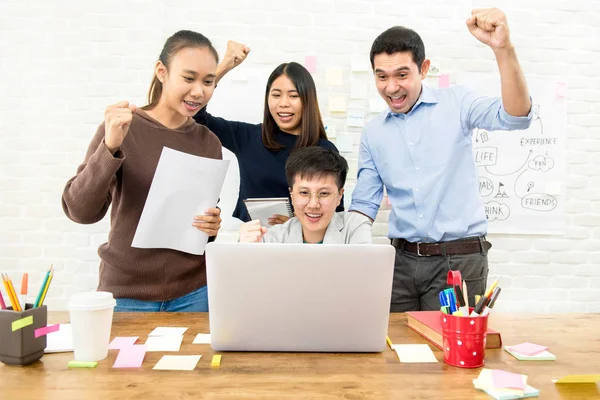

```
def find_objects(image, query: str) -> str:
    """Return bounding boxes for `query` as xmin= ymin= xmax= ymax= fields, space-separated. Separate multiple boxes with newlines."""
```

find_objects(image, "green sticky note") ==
xmin=68 ymin=360 xmax=98 ymax=368
xmin=11 ymin=316 xmax=33 ymax=331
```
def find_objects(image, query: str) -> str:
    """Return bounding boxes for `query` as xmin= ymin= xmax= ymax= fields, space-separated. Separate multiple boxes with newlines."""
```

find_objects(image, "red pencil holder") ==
xmin=441 ymin=308 xmax=488 ymax=368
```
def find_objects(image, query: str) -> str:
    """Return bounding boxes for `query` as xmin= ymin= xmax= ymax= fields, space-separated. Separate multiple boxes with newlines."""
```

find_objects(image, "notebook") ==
xmin=243 ymin=197 xmax=293 ymax=227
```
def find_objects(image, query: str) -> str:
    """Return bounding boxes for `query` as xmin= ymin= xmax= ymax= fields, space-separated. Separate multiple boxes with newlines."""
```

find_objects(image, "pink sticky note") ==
xmin=492 ymin=369 xmax=526 ymax=390
xmin=109 ymin=336 xmax=139 ymax=350
xmin=438 ymin=74 xmax=450 ymax=88
xmin=508 ymin=342 xmax=548 ymax=356
xmin=555 ymin=81 xmax=567 ymax=98
xmin=305 ymin=55 xmax=317 ymax=73
xmin=113 ymin=344 xmax=147 ymax=368
xmin=34 ymin=324 xmax=60 ymax=338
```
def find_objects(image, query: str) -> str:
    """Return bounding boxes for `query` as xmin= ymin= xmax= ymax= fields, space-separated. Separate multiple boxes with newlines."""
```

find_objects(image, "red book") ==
xmin=406 ymin=311 xmax=502 ymax=350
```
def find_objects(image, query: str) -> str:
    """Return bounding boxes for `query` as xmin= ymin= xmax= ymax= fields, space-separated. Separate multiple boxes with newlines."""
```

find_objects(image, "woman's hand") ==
xmin=193 ymin=207 xmax=222 ymax=237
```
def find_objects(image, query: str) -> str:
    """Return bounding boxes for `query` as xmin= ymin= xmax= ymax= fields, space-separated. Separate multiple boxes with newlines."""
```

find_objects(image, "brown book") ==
xmin=405 ymin=311 xmax=502 ymax=350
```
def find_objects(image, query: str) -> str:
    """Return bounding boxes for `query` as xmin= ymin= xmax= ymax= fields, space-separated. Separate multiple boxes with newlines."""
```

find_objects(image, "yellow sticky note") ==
xmin=12 ymin=316 xmax=33 ymax=331
xmin=211 ymin=354 xmax=222 ymax=368
xmin=554 ymin=374 xmax=600 ymax=384
xmin=325 ymin=68 xmax=343 ymax=86
xmin=329 ymin=96 xmax=347 ymax=113
xmin=68 ymin=360 xmax=98 ymax=368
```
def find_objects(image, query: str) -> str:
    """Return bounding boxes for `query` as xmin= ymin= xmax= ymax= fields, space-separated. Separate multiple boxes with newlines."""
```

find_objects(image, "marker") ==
xmin=386 ymin=336 xmax=394 ymax=350
xmin=454 ymin=285 xmax=469 ymax=315
xmin=480 ymin=287 xmax=501 ymax=317
xmin=20 ymin=273 xmax=28 ymax=309
xmin=445 ymin=288 xmax=457 ymax=314
xmin=470 ymin=295 xmax=489 ymax=317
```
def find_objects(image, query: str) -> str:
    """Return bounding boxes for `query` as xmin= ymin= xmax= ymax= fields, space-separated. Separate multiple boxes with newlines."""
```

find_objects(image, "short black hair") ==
xmin=370 ymin=26 xmax=426 ymax=72
xmin=285 ymin=147 xmax=348 ymax=190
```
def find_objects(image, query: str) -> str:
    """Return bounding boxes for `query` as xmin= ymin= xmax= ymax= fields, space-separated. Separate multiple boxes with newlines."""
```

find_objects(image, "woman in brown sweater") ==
xmin=62 ymin=30 xmax=223 ymax=312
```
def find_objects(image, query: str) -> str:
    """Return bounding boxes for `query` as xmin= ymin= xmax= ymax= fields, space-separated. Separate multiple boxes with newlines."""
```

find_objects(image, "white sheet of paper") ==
xmin=394 ymin=344 xmax=438 ymax=363
xmin=347 ymin=111 xmax=365 ymax=127
xmin=192 ymin=333 xmax=211 ymax=344
xmin=144 ymin=335 xmax=183 ymax=352
xmin=148 ymin=327 xmax=188 ymax=336
xmin=334 ymin=136 xmax=354 ymax=153
xmin=131 ymin=147 xmax=230 ymax=255
xmin=44 ymin=324 xmax=73 ymax=353
xmin=153 ymin=355 xmax=202 ymax=371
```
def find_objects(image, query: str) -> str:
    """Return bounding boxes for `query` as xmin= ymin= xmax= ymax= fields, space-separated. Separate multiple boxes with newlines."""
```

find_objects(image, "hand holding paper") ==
xmin=193 ymin=207 xmax=222 ymax=237
xmin=131 ymin=147 xmax=230 ymax=255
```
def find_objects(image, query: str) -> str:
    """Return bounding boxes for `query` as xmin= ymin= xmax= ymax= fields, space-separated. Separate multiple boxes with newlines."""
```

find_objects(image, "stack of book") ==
xmin=406 ymin=311 xmax=502 ymax=349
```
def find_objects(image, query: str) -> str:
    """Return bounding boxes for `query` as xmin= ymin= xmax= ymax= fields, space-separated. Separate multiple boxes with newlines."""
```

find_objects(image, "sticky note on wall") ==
xmin=438 ymin=74 xmax=450 ymax=88
xmin=350 ymin=82 xmax=369 ymax=99
xmin=347 ymin=111 xmax=365 ymax=127
xmin=555 ymin=82 xmax=567 ymax=98
xmin=329 ymin=96 xmax=347 ymax=113
xmin=334 ymin=135 xmax=354 ymax=153
xmin=351 ymin=58 xmax=370 ymax=72
xmin=325 ymin=68 xmax=344 ymax=86
xmin=304 ymin=55 xmax=317 ymax=73
xmin=324 ymin=124 xmax=337 ymax=138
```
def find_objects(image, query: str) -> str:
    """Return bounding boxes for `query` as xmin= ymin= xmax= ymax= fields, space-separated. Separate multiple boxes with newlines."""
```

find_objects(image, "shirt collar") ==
xmin=384 ymin=85 xmax=439 ymax=120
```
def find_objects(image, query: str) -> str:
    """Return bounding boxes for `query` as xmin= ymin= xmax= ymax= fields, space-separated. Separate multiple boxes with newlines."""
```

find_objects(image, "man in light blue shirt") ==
xmin=350 ymin=8 xmax=533 ymax=312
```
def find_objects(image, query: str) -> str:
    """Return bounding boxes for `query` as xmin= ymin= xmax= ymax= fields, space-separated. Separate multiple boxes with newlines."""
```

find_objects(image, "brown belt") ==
xmin=391 ymin=237 xmax=491 ymax=256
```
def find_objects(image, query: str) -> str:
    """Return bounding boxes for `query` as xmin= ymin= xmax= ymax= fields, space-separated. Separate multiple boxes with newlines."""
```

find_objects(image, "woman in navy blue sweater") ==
xmin=194 ymin=41 xmax=344 ymax=224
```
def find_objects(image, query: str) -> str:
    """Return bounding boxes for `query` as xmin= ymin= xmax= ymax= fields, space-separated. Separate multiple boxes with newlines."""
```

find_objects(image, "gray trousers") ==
xmin=390 ymin=239 xmax=489 ymax=312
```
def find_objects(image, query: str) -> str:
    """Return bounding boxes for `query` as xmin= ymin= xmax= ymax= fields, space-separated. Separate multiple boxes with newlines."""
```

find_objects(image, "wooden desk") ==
xmin=1 ymin=313 xmax=598 ymax=399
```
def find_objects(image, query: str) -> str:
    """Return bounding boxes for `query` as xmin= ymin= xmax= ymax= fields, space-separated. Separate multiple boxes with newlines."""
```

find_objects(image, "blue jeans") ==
xmin=115 ymin=286 xmax=208 ymax=312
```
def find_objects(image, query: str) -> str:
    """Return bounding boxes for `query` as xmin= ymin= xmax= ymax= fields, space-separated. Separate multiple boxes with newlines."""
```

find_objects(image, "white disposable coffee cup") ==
xmin=68 ymin=291 xmax=116 ymax=362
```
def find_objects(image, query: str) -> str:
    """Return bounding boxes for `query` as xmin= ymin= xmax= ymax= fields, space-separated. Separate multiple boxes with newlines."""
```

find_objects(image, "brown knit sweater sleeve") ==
xmin=62 ymin=123 xmax=125 ymax=224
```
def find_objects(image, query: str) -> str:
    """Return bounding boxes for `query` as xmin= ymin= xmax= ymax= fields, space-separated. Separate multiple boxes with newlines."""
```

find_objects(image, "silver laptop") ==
xmin=205 ymin=242 xmax=395 ymax=352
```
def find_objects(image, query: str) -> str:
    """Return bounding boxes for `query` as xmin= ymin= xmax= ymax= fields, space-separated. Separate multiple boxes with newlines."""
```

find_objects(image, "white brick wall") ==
xmin=1 ymin=0 xmax=599 ymax=312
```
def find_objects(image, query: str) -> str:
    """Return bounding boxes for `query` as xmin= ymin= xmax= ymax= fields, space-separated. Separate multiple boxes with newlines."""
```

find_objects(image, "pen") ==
xmin=469 ymin=295 xmax=489 ymax=317
xmin=480 ymin=287 xmax=501 ymax=317
xmin=386 ymin=336 xmax=394 ymax=350
xmin=454 ymin=285 xmax=468 ymax=315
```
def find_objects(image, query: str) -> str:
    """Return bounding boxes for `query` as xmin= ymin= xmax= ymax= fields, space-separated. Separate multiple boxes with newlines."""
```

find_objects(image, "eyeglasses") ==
xmin=291 ymin=190 xmax=340 ymax=206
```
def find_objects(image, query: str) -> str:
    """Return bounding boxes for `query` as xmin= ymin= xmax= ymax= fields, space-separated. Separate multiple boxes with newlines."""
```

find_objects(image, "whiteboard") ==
xmin=464 ymin=78 xmax=567 ymax=235
xmin=208 ymin=67 xmax=273 ymax=229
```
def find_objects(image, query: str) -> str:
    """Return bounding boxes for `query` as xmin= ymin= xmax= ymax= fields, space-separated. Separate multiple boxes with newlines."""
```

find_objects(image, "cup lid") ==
xmin=68 ymin=291 xmax=116 ymax=311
